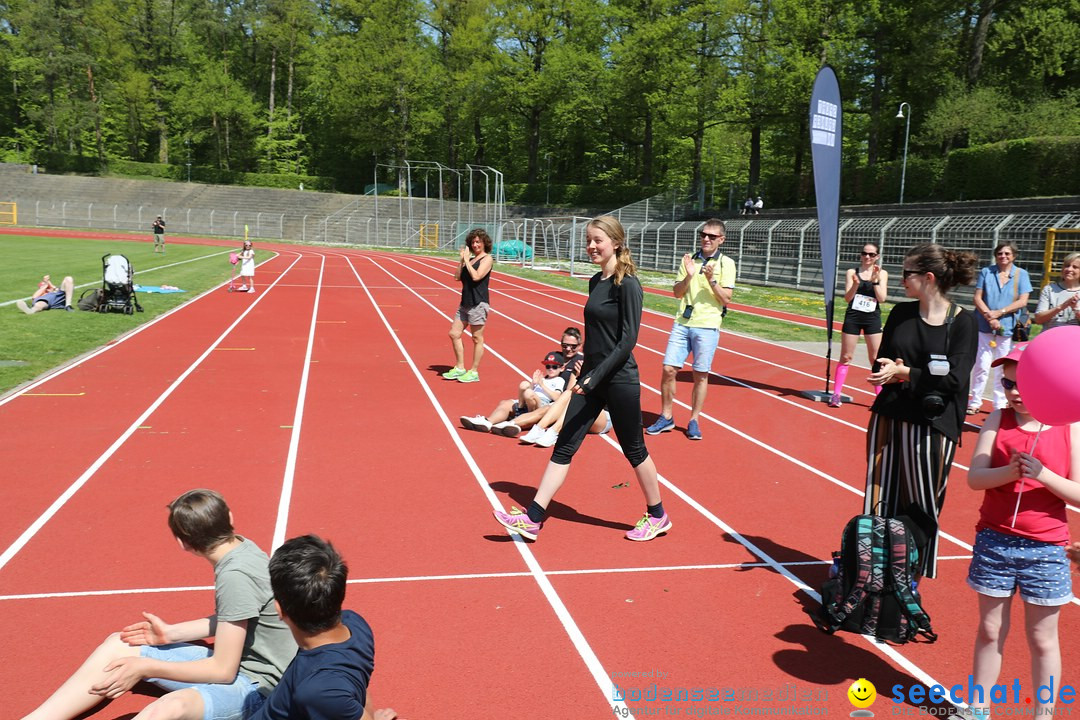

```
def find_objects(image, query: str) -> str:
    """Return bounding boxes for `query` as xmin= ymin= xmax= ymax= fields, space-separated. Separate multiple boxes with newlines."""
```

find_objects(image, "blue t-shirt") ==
xmin=251 ymin=610 xmax=375 ymax=720
xmin=975 ymin=265 xmax=1032 ymax=335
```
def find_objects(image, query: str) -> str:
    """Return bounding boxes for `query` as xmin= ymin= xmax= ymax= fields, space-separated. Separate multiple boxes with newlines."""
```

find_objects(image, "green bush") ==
xmin=941 ymin=137 xmax=1080 ymax=200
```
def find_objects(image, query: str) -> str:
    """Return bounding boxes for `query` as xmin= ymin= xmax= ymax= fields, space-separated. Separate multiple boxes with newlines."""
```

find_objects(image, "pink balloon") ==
xmin=1016 ymin=326 xmax=1080 ymax=426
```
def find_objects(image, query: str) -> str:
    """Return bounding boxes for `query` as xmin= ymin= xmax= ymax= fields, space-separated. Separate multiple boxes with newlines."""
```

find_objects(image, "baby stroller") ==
xmin=99 ymin=253 xmax=143 ymax=314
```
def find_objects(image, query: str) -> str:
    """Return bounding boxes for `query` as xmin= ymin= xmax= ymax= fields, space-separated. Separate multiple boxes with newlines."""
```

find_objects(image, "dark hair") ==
xmin=562 ymin=327 xmax=582 ymax=341
xmin=269 ymin=535 xmax=348 ymax=634
xmin=167 ymin=489 xmax=235 ymax=553
xmin=904 ymin=243 xmax=978 ymax=295
xmin=993 ymin=241 xmax=1017 ymax=257
xmin=465 ymin=228 xmax=493 ymax=253
xmin=703 ymin=218 xmax=727 ymax=234
xmin=862 ymin=242 xmax=880 ymax=254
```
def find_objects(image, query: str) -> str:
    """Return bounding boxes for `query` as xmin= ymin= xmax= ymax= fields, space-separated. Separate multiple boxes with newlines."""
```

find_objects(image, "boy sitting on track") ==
xmin=21 ymin=489 xmax=298 ymax=720
xmin=251 ymin=534 xmax=399 ymax=720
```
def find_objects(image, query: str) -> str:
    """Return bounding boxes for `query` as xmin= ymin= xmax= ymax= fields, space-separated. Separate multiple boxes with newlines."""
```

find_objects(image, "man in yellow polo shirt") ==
xmin=645 ymin=219 xmax=736 ymax=440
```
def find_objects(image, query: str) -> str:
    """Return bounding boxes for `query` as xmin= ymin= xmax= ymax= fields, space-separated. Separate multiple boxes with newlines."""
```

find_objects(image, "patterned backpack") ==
xmin=816 ymin=514 xmax=937 ymax=644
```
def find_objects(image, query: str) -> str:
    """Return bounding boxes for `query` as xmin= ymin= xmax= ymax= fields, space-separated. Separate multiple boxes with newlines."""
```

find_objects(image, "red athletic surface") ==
xmin=3 ymin=236 xmax=1079 ymax=719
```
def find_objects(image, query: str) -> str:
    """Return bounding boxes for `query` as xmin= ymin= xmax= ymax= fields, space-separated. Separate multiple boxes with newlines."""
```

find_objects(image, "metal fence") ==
xmin=24 ymin=200 xmax=285 ymax=239
xmin=488 ymin=212 xmax=1080 ymax=307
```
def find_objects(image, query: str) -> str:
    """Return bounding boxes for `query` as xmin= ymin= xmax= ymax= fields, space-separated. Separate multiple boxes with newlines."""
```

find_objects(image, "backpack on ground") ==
xmin=77 ymin=288 xmax=103 ymax=312
xmin=815 ymin=513 xmax=937 ymax=644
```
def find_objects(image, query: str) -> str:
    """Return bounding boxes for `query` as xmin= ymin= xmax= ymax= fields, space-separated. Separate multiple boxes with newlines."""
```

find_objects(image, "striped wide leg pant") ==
xmin=862 ymin=413 xmax=958 ymax=579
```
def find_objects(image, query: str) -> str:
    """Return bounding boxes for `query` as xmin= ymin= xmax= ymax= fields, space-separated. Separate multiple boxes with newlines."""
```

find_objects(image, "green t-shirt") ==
xmin=214 ymin=538 xmax=298 ymax=694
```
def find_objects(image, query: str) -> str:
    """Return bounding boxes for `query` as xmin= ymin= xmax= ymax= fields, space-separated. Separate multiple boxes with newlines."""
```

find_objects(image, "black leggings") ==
xmin=550 ymin=382 xmax=649 ymax=468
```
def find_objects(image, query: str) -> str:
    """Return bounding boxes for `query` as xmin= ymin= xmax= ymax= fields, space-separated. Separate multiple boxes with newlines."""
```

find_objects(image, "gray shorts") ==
xmin=456 ymin=302 xmax=489 ymax=326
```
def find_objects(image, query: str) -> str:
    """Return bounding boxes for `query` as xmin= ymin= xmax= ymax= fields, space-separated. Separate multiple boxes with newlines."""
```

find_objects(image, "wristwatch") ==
xmin=709 ymin=280 xmax=718 ymax=286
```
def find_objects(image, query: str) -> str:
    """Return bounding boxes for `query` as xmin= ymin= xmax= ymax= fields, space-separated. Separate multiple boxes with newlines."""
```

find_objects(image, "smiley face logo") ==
xmin=848 ymin=678 xmax=877 ymax=709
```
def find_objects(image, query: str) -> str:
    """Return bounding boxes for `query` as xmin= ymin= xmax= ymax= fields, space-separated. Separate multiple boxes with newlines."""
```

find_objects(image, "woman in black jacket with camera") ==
xmin=865 ymin=243 xmax=978 ymax=579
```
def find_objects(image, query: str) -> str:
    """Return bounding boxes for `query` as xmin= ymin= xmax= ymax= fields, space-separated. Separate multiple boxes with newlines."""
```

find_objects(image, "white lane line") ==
xmin=1 ymin=557 xmax=981 ymax=602
xmin=344 ymin=252 xmax=629 ymax=716
xmin=391 ymin=256 xmax=1060 ymax=508
xmin=271 ymin=253 xmax=326 ymax=552
xmin=0 ymin=251 xmax=286 ymax=407
xmin=0 ymin=249 xmax=236 ymax=306
xmin=348 ymin=250 xmax=965 ymax=707
xmin=0 ymin=254 xmax=304 ymax=573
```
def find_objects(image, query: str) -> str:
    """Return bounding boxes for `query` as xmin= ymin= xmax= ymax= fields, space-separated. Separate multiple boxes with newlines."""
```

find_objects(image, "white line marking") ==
xmin=343 ymin=252 xmax=628 ymax=715
xmin=0 ymin=255 xmax=303 ymax=573
xmin=0 ymin=249 xmax=235 ymax=306
xmin=1 ymin=557 xmax=982 ymax=602
xmin=271 ymin=254 xmax=325 ymax=551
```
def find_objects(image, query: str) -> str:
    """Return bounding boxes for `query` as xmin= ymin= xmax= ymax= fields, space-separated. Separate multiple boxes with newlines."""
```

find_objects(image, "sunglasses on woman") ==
xmin=1001 ymin=377 xmax=1018 ymax=391
xmin=561 ymin=342 xmax=579 ymax=350
xmin=861 ymin=251 xmax=878 ymax=257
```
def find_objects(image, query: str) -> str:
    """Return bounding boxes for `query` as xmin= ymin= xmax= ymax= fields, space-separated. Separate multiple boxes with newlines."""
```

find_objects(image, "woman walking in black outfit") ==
xmin=865 ymin=243 xmax=978 ymax=578
xmin=493 ymin=216 xmax=671 ymax=542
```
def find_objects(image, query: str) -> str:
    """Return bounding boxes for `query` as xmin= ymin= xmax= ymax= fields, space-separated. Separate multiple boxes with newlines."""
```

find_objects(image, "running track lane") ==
xmin=3 ymin=245 xmax=1077 ymax=717
xmin=382 ymin=250 xmax=1080 ymax=714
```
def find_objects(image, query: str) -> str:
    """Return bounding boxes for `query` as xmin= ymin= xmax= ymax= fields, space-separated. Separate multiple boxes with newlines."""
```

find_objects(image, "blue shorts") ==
xmin=38 ymin=290 xmax=67 ymax=310
xmin=140 ymin=644 xmax=267 ymax=720
xmin=662 ymin=322 xmax=720 ymax=373
xmin=966 ymin=528 xmax=1073 ymax=606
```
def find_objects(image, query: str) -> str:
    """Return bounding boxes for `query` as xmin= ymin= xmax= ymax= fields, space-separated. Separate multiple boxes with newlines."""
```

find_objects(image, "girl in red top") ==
xmin=966 ymin=344 xmax=1080 ymax=718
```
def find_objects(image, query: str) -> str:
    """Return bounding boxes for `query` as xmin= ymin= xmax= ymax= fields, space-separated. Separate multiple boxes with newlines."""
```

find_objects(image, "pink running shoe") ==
xmin=625 ymin=513 xmax=672 ymax=542
xmin=493 ymin=507 xmax=541 ymax=540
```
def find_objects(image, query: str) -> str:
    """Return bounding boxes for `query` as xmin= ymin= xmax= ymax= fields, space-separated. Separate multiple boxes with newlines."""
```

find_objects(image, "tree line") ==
xmin=0 ymin=0 xmax=1076 ymax=204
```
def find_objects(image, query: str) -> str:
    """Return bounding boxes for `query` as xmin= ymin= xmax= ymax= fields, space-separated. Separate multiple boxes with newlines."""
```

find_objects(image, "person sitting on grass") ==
xmin=251 ymin=534 xmax=399 ymax=720
xmin=17 ymin=275 xmax=76 ymax=314
xmin=20 ymin=488 xmax=298 ymax=720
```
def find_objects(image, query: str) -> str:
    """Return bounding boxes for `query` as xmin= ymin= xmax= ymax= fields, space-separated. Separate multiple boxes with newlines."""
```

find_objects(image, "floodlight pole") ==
xmin=897 ymin=102 xmax=911 ymax=205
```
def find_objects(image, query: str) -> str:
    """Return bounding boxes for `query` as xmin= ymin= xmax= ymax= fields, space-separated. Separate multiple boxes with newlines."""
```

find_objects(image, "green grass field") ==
xmin=0 ymin=234 xmax=270 ymax=393
xmin=1 ymin=234 xmax=842 ymax=394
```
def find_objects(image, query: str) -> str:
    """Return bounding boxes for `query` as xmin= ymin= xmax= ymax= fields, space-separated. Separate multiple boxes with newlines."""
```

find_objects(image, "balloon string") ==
xmin=1010 ymin=425 xmax=1045 ymax=528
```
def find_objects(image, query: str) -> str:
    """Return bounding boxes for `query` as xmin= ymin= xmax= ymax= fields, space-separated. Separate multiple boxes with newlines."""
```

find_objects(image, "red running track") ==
xmin=2 ymin=241 xmax=1079 ymax=718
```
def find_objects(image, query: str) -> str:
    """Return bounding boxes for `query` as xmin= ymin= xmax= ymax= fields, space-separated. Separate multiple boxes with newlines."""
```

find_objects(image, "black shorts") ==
xmin=842 ymin=310 xmax=882 ymax=336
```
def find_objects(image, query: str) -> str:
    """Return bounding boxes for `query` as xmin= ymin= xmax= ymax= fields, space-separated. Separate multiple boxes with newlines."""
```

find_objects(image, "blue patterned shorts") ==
xmin=967 ymin=528 xmax=1073 ymax=606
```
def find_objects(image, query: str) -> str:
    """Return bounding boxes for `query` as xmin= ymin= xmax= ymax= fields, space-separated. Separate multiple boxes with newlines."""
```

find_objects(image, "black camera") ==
xmin=682 ymin=305 xmax=694 ymax=320
xmin=921 ymin=393 xmax=946 ymax=420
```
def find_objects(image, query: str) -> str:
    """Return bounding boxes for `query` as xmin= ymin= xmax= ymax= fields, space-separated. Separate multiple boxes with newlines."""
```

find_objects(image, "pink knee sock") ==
xmin=834 ymin=363 xmax=850 ymax=396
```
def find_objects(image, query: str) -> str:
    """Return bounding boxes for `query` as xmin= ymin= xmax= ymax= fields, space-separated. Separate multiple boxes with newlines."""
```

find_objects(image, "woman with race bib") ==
xmin=830 ymin=243 xmax=889 ymax=407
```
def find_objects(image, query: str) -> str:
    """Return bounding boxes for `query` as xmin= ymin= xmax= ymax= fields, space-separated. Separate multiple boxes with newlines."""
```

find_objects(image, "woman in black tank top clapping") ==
xmin=830 ymin=243 xmax=889 ymax=407
xmin=442 ymin=228 xmax=493 ymax=384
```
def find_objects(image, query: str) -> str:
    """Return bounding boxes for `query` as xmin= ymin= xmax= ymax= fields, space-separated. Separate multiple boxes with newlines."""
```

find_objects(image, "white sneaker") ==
xmin=491 ymin=421 xmax=521 ymax=437
xmin=247 ymin=287 xmax=255 ymax=293
xmin=520 ymin=425 xmax=545 ymax=444
xmin=237 ymin=284 xmax=247 ymax=291
xmin=535 ymin=428 xmax=559 ymax=448
xmin=460 ymin=415 xmax=492 ymax=432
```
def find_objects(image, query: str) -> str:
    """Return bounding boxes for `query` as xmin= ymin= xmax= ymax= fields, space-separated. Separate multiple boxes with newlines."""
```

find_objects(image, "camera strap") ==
xmin=942 ymin=303 xmax=957 ymax=355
